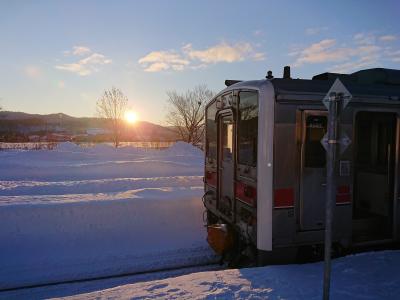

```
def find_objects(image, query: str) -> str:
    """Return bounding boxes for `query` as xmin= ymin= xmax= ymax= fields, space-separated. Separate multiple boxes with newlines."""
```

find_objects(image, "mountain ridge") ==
xmin=0 ymin=111 xmax=179 ymax=142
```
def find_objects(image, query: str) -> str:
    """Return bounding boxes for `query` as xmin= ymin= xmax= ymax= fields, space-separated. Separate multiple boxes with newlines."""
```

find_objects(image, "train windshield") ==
xmin=238 ymin=91 xmax=258 ymax=166
xmin=205 ymin=100 xmax=217 ymax=159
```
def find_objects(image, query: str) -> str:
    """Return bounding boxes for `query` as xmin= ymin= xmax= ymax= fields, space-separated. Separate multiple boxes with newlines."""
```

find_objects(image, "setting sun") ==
xmin=124 ymin=110 xmax=138 ymax=124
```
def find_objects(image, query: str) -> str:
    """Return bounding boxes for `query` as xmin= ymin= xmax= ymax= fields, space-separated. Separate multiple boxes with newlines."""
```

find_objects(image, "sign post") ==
xmin=321 ymin=79 xmax=352 ymax=300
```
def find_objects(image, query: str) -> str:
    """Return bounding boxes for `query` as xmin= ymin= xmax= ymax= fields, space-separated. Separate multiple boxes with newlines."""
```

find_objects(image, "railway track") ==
xmin=0 ymin=261 xmax=222 ymax=293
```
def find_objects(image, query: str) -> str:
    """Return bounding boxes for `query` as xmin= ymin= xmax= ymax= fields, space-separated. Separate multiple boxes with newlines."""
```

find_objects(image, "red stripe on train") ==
xmin=336 ymin=185 xmax=351 ymax=204
xmin=205 ymin=171 xmax=217 ymax=187
xmin=235 ymin=181 xmax=256 ymax=206
xmin=274 ymin=188 xmax=294 ymax=208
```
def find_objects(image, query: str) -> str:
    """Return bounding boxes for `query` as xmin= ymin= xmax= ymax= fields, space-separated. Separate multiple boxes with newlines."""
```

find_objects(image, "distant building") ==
xmin=86 ymin=128 xmax=111 ymax=135
xmin=28 ymin=135 xmax=41 ymax=142
xmin=43 ymin=133 xmax=72 ymax=142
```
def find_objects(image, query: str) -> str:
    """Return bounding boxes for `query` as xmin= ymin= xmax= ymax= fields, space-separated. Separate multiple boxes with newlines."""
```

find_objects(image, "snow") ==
xmin=0 ymin=142 xmax=215 ymax=290
xmin=2 ymin=250 xmax=398 ymax=299
xmin=51 ymin=251 xmax=400 ymax=299
xmin=55 ymin=141 xmax=85 ymax=152
xmin=0 ymin=265 xmax=224 ymax=300
xmin=1 ymin=142 xmax=399 ymax=299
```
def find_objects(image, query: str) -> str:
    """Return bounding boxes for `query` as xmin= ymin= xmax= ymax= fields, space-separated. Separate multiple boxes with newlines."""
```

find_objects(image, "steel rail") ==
xmin=0 ymin=261 xmax=221 ymax=293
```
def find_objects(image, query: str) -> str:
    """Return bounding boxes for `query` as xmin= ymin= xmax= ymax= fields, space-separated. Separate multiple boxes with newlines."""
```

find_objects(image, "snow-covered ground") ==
xmin=2 ymin=250 xmax=398 ymax=299
xmin=56 ymin=250 xmax=400 ymax=300
xmin=0 ymin=142 xmax=216 ymax=290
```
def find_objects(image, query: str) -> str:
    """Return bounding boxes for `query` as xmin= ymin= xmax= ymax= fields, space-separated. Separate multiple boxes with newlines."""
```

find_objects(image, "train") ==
xmin=203 ymin=67 xmax=400 ymax=265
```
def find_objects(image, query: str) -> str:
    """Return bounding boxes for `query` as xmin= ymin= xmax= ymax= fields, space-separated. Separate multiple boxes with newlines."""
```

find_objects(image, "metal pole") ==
xmin=323 ymin=92 xmax=341 ymax=300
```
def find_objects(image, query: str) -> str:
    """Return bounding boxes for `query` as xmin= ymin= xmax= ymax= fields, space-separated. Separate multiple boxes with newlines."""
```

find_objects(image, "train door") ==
xmin=353 ymin=112 xmax=397 ymax=242
xmin=300 ymin=111 xmax=328 ymax=231
xmin=218 ymin=113 xmax=235 ymax=220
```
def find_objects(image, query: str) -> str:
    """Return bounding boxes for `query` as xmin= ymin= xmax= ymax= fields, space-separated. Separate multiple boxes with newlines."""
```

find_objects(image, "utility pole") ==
xmin=321 ymin=79 xmax=352 ymax=300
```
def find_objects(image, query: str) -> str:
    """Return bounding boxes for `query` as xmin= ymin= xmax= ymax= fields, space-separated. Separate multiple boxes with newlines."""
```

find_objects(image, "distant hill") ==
xmin=0 ymin=111 xmax=179 ymax=142
xmin=0 ymin=111 xmax=75 ymax=122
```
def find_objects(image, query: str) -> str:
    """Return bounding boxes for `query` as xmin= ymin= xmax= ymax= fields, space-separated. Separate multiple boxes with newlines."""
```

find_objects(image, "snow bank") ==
xmin=0 ymin=142 xmax=213 ymax=289
xmin=56 ymin=142 xmax=86 ymax=152
xmin=0 ymin=192 xmax=214 ymax=290
xmin=52 ymin=250 xmax=400 ymax=300
xmin=164 ymin=141 xmax=203 ymax=156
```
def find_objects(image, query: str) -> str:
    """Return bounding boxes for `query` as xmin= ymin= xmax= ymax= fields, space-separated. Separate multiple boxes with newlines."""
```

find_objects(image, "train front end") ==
xmin=203 ymin=80 xmax=274 ymax=262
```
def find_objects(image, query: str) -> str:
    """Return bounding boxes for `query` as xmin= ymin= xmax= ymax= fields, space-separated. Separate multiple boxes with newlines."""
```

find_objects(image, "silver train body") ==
xmin=203 ymin=68 xmax=400 ymax=263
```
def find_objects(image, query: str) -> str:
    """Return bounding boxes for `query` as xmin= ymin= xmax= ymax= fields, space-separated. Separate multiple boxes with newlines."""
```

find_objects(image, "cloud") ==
xmin=63 ymin=46 xmax=92 ymax=56
xmin=380 ymin=35 xmax=397 ymax=42
xmin=183 ymin=42 xmax=262 ymax=63
xmin=353 ymin=32 xmax=376 ymax=45
xmin=138 ymin=42 xmax=265 ymax=72
xmin=253 ymin=52 xmax=266 ymax=61
xmin=331 ymin=55 xmax=378 ymax=73
xmin=72 ymin=46 xmax=91 ymax=56
xmin=305 ymin=26 xmax=328 ymax=35
xmin=292 ymin=31 xmax=400 ymax=73
xmin=294 ymin=39 xmax=355 ymax=66
xmin=385 ymin=49 xmax=400 ymax=62
xmin=56 ymin=49 xmax=112 ymax=76
xmin=138 ymin=51 xmax=189 ymax=72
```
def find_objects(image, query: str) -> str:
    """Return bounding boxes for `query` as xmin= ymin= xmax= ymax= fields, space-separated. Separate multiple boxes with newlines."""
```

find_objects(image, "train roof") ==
xmin=222 ymin=68 xmax=400 ymax=103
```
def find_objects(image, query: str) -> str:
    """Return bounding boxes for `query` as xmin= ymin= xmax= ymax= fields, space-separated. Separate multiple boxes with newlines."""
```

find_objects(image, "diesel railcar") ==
xmin=203 ymin=67 xmax=400 ymax=264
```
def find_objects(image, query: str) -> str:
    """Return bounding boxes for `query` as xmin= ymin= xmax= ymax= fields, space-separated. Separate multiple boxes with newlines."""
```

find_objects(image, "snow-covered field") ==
xmin=0 ymin=142 xmax=216 ymax=290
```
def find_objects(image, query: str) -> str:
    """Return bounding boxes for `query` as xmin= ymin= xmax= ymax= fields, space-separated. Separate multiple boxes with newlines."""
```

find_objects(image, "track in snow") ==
xmin=0 ymin=261 xmax=222 ymax=294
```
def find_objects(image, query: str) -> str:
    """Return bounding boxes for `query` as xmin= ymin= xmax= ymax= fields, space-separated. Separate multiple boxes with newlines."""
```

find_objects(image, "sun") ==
xmin=124 ymin=110 xmax=138 ymax=124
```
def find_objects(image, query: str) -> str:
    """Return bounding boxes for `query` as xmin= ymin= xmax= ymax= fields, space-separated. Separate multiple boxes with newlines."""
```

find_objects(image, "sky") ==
xmin=0 ymin=0 xmax=399 ymax=124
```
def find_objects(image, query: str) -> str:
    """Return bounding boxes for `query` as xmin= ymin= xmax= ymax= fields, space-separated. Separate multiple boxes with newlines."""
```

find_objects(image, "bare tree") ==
xmin=96 ymin=87 xmax=128 ymax=147
xmin=166 ymin=85 xmax=214 ymax=146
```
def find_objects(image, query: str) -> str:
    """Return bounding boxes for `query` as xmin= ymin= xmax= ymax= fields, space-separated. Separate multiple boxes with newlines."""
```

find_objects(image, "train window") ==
xmin=221 ymin=117 xmax=234 ymax=161
xmin=206 ymin=101 xmax=217 ymax=159
xmin=356 ymin=119 xmax=372 ymax=165
xmin=304 ymin=115 xmax=327 ymax=168
xmin=356 ymin=112 xmax=396 ymax=169
xmin=238 ymin=92 xmax=258 ymax=166
xmin=376 ymin=121 xmax=394 ymax=167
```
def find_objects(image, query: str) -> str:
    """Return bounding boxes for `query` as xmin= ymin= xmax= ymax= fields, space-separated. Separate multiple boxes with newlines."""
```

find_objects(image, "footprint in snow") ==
xmin=146 ymin=283 xmax=169 ymax=291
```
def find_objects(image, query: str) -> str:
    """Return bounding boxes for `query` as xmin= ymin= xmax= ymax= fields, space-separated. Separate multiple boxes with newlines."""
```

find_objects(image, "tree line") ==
xmin=97 ymin=85 xmax=214 ymax=148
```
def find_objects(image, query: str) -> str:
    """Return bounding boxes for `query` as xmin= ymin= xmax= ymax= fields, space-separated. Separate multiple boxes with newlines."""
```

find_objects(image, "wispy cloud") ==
xmin=138 ymin=41 xmax=265 ymax=72
xmin=305 ymin=26 xmax=328 ymax=35
xmin=253 ymin=52 xmax=266 ymax=61
xmin=380 ymin=35 xmax=397 ymax=42
xmin=56 ymin=47 xmax=112 ymax=76
xmin=138 ymin=51 xmax=190 ymax=72
xmin=183 ymin=42 xmax=264 ymax=63
xmin=353 ymin=32 xmax=376 ymax=45
xmin=292 ymin=32 xmax=400 ymax=73
xmin=385 ymin=49 xmax=400 ymax=62
xmin=72 ymin=46 xmax=91 ymax=56
xmin=331 ymin=52 xmax=379 ymax=73
xmin=294 ymin=39 xmax=354 ymax=66
xmin=63 ymin=45 xmax=92 ymax=56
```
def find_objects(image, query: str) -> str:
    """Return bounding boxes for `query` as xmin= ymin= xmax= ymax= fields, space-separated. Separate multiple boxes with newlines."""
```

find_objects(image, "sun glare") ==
xmin=124 ymin=110 xmax=138 ymax=124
